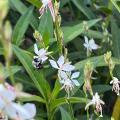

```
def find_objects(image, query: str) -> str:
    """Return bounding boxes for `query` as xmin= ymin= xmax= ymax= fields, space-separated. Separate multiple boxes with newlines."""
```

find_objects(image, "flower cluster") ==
xmin=49 ymin=55 xmax=80 ymax=98
xmin=110 ymin=77 xmax=120 ymax=95
xmin=85 ymin=93 xmax=105 ymax=117
xmin=39 ymin=0 xmax=55 ymax=21
xmin=84 ymin=36 xmax=100 ymax=56
xmin=0 ymin=83 xmax=36 ymax=120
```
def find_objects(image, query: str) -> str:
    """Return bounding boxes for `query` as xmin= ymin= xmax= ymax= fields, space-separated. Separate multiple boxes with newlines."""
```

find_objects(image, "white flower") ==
xmin=0 ymin=84 xmax=36 ymax=120
xmin=60 ymin=71 xmax=80 ymax=98
xmin=85 ymin=93 xmax=105 ymax=117
xmin=110 ymin=77 xmax=120 ymax=95
xmin=83 ymin=36 xmax=100 ymax=52
xmin=49 ymin=55 xmax=75 ymax=71
xmin=49 ymin=55 xmax=75 ymax=80
xmin=34 ymin=44 xmax=48 ymax=63
xmin=39 ymin=0 xmax=55 ymax=21
xmin=6 ymin=103 xmax=36 ymax=120
xmin=0 ymin=84 xmax=16 ymax=109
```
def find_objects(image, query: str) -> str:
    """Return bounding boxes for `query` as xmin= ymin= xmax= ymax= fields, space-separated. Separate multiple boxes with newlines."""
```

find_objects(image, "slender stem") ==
xmin=66 ymin=98 xmax=75 ymax=120
xmin=46 ymin=103 xmax=51 ymax=120
xmin=6 ymin=60 xmax=15 ymax=85
xmin=54 ymin=20 xmax=63 ymax=55
xmin=84 ymin=92 xmax=90 ymax=120
xmin=0 ymin=23 xmax=15 ymax=85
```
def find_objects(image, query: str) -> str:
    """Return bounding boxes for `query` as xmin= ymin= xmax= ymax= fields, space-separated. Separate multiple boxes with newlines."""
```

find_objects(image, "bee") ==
xmin=32 ymin=57 xmax=43 ymax=69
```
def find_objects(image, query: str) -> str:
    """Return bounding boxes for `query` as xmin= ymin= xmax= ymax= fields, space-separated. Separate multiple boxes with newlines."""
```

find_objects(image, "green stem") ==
xmin=66 ymin=98 xmax=75 ymax=120
xmin=54 ymin=21 xmax=63 ymax=55
xmin=46 ymin=103 xmax=51 ymax=120
xmin=84 ymin=92 xmax=90 ymax=120
xmin=6 ymin=60 xmax=15 ymax=85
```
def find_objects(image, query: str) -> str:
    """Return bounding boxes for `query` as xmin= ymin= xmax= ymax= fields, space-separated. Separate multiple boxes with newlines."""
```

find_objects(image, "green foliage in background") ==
xmin=1 ymin=0 xmax=120 ymax=120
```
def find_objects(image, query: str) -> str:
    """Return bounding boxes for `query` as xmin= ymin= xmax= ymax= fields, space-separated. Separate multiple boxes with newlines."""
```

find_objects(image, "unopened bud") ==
xmin=54 ymin=1 xmax=60 ymax=17
xmin=83 ymin=62 xmax=93 ymax=95
xmin=0 ymin=0 xmax=9 ymax=21
xmin=4 ymin=21 xmax=12 ymax=41
xmin=104 ymin=51 xmax=115 ymax=73
xmin=33 ymin=30 xmax=43 ymax=42
xmin=104 ymin=51 xmax=112 ymax=65
xmin=84 ymin=61 xmax=93 ymax=80
xmin=83 ymin=21 xmax=89 ymax=32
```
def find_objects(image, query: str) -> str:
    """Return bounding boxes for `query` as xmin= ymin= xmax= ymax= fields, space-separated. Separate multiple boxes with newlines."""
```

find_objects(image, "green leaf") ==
xmin=26 ymin=0 xmax=41 ymax=8
xmin=60 ymin=107 xmax=72 ymax=120
xmin=10 ymin=0 xmax=38 ymax=29
xmin=75 ymin=55 xmax=120 ymax=70
xmin=111 ymin=16 xmax=120 ymax=78
xmin=51 ymin=97 xmax=86 ymax=110
xmin=71 ymin=0 xmax=95 ymax=19
xmin=111 ymin=0 xmax=120 ymax=13
xmin=12 ymin=7 xmax=33 ymax=46
xmin=51 ymin=80 xmax=61 ymax=99
xmin=0 ymin=48 xmax=4 ymax=55
xmin=82 ymin=30 xmax=104 ymax=39
xmin=93 ymin=85 xmax=112 ymax=93
xmin=63 ymin=19 xmax=101 ymax=43
xmin=19 ymin=95 xmax=46 ymax=103
xmin=12 ymin=45 xmax=51 ymax=99
xmin=111 ymin=16 xmax=120 ymax=58
xmin=38 ymin=11 xmax=53 ymax=38
xmin=4 ymin=66 xmax=22 ymax=79
xmin=60 ymin=0 xmax=70 ymax=8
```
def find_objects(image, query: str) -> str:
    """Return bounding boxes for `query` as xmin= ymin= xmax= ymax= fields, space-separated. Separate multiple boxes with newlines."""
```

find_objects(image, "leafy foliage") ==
xmin=0 ymin=0 xmax=120 ymax=119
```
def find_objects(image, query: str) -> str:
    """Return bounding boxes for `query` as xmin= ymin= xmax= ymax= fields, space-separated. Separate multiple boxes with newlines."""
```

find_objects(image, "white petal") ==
xmin=34 ymin=44 xmax=39 ymax=55
xmin=72 ymin=80 xmax=80 ymax=86
xmin=3 ymin=89 xmax=16 ymax=102
xmin=85 ymin=101 xmax=94 ymax=110
xmin=59 ymin=80 xmax=65 ymax=84
xmin=38 ymin=48 xmax=47 ymax=56
xmin=23 ymin=103 xmax=36 ymax=119
xmin=0 ymin=97 xmax=5 ymax=109
xmin=89 ymin=39 xmax=99 ymax=50
xmin=4 ymin=103 xmax=18 ymax=119
xmin=41 ymin=56 xmax=48 ymax=63
xmin=57 ymin=55 xmax=65 ymax=67
xmin=110 ymin=80 xmax=113 ymax=84
xmin=8 ymin=103 xmax=33 ymax=120
xmin=0 ymin=84 xmax=16 ymax=102
xmin=59 ymin=71 xmax=68 ymax=80
xmin=84 ymin=36 xmax=89 ymax=44
xmin=42 ymin=0 xmax=49 ymax=6
xmin=49 ymin=60 xmax=59 ymax=69
xmin=0 ymin=84 xmax=6 ymax=92
xmin=71 ymin=72 xmax=80 ymax=79
xmin=62 ymin=64 xmax=75 ymax=71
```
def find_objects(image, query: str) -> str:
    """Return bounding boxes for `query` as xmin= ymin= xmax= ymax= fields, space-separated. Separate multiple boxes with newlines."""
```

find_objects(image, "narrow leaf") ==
xmin=12 ymin=7 xmax=33 ymax=46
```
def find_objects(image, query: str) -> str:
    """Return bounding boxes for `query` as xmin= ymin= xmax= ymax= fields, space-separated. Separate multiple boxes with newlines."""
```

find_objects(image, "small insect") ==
xmin=32 ymin=57 xmax=43 ymax=69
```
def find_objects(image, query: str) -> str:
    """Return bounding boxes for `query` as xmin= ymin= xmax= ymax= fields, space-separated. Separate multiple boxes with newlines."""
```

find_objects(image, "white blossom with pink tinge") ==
xmin=0 ymin=84 xmax=36 ymax=120
xmin=39 ymin=0 xmax=55 ymax=22
xmin=84 ymin=36 xmax=100 ymax=52
xmin=60 ymin=71 xmax=80 ymax=98
xmin=34 ymin=44 xmax=49 ymax=63
xmin=49 ymin=55 xmax=75 ymax=80
xmin=110 ymin=77 xmax=120 ymax=95
xmin=85 ymin=92 xmax=105 ymax=117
